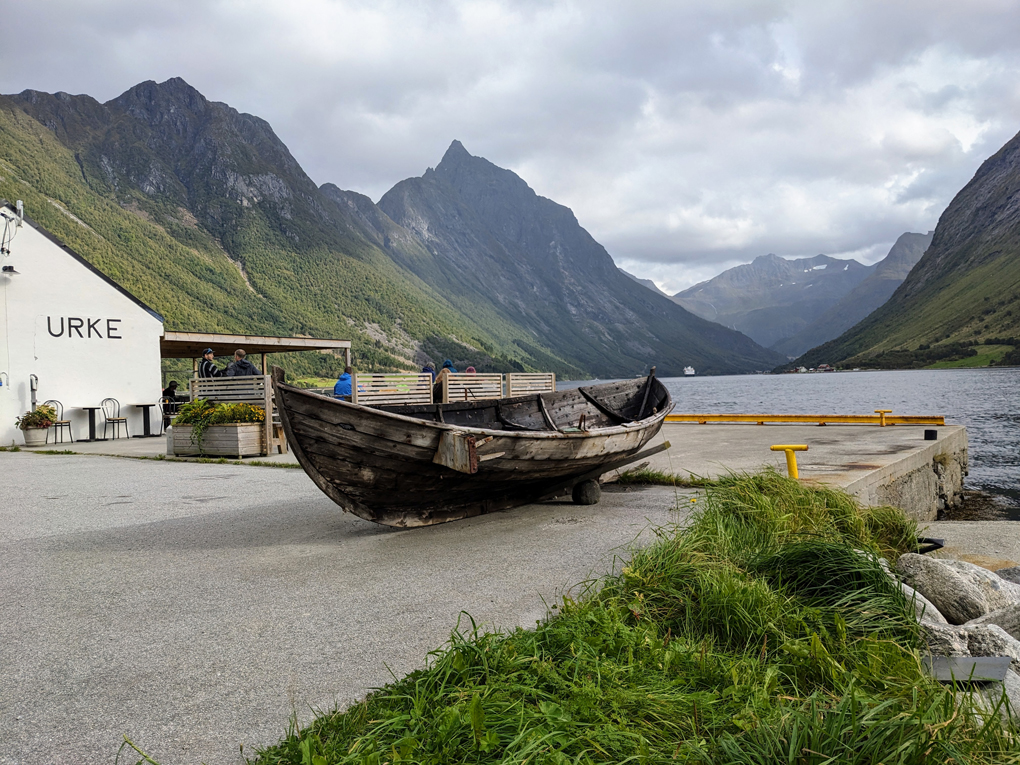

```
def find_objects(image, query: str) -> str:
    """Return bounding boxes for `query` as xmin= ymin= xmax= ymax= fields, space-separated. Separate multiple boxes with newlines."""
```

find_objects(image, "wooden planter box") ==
xmin=172 ymin=423 xmax=264 ymax=457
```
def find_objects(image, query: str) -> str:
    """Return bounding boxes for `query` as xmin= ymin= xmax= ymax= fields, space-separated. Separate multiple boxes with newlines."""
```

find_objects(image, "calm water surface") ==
xmin=573 ymin=368 xmax=1020 ymax=508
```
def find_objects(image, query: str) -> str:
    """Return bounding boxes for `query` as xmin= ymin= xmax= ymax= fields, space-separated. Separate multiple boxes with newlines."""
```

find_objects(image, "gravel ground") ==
xmin=0 ymin=452 xmax=693 ymax=765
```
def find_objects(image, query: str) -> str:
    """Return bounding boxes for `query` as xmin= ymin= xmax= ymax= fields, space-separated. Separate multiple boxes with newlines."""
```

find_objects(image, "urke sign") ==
xmin=46 ymin=316 xmax=123 ymax=339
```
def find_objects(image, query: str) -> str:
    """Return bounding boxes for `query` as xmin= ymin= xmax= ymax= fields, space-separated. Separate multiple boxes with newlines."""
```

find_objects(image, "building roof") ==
xmin=160 ymin=331 xmax=351 ymax=358
xmin=1 ymin=200 xmax=164 ymax=322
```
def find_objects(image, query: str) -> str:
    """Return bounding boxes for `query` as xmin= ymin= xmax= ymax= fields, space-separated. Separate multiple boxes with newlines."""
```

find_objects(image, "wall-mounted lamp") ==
xmin=1 ymin=265 xmax=18 ymax=274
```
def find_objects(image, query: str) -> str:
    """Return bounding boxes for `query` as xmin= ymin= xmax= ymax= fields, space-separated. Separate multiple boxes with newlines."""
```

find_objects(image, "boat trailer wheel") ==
xmin=572 ymin=479 xmax=601 ymax=505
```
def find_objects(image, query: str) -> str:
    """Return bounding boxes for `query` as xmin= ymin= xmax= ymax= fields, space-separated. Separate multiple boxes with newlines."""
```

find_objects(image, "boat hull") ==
xmin=274 ymin=372 xmax=672 ymax=527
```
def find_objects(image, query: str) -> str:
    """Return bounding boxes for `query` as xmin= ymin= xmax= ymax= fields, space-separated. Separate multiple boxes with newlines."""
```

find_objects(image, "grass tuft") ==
xmin=250 ymin=471 xmax=1017 ymax=764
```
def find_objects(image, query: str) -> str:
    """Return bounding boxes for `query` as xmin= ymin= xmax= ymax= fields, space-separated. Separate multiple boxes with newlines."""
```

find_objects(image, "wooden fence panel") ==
xmin=441 ymin=373 xmax=504 ymax=403
xmin=354 ymin=373 xmax=434 ymax=406
xmin=507 ymin=373 xmax=556 ymax=397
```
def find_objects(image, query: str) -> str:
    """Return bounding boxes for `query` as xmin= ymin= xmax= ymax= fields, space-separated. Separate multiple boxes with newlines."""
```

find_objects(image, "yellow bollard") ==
xmin=875 ymin=409 xmax=892 ymax=427
xmin=771 ymin=444 xmax=808 ymax=479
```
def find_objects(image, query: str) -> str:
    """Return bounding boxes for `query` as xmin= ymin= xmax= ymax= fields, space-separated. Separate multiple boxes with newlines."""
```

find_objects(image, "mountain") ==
xmin=771 ymin=231 xmax=933 ymax=358
xmin=0 ymin=78 xmax=781 ymax=378
xmin=373 ymin=141 xmax=781 ymax=376
xmin=795 ymin=129 xmax=1020 ymax=369
xmin=672 ymin=253 xmax=875 ymax=348
xmin=620 ymin=268 xmax=669 ymax=297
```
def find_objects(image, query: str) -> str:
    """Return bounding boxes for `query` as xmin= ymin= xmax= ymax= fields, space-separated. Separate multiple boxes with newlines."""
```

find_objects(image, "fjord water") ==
xmin=657 ymin=368 xmax=1020 ymax=512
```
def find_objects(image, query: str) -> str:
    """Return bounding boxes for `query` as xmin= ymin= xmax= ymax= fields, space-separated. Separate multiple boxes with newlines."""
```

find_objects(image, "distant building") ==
xmin=0 ymin=201 xmax=164 ymax=445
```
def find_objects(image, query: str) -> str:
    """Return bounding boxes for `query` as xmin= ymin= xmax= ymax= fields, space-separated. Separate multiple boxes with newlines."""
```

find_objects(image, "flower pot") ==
xmin=172 ymin=423 xmax=264 ymax=457
xmin=22 ymin=427 xmax=48 ymax=447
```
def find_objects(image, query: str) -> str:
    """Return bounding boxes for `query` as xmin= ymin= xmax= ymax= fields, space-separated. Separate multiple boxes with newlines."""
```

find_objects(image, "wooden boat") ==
xmin=272 ymin=367 xmax=673 ymax=527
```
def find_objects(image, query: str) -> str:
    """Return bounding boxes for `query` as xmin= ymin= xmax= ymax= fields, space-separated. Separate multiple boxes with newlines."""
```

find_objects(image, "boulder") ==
xmin=997 ymin=566 xmax=1020 ymax=585
xmin=896 ymin=554 xmax=989 ymax=624
xmin=901 ymin=582 xmax=947 ymax=625
xmin=967 ymin=624 xmax=1020 ymax=673
xmin=941 ymin=559 xmax=1020 ymax=607
xmin=920 ymin=623 xmax=970 ymax=657
xmin=966 ymin=603 xmax=1020 ymax=642
xmin=971 ymin=669 xmax=1020 ymax=725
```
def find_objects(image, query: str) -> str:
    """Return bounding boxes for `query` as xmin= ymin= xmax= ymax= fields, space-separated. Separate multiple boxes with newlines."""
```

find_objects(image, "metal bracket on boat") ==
xmin=433 ymin=431 xmax=493 ymax=474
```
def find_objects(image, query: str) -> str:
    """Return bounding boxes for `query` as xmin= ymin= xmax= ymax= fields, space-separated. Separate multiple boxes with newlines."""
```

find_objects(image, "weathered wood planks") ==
xmin=272 ymin=366 xmax=673 ymax=527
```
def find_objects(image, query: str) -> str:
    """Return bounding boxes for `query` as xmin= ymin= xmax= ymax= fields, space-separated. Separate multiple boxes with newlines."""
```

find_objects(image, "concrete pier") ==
xmin=636 ymin=422 xmax=968 ymax=522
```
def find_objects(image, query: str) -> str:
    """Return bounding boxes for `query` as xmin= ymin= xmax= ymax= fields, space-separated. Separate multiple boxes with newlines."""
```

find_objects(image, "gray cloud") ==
xmin=3 ymin=0 xmax=1020 ymax=293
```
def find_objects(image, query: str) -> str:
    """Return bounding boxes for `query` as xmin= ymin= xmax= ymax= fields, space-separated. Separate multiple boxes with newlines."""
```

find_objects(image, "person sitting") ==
xmin=422 ymin=364 xmax=436 ymax=381
xmin=161 ymin=380 xmax=180 ymax=427
xmin=465 ymin=366 xmax=477 ymax=374
xmin=198 ymin=348 xmax=222 ymax=378
xmin=226 ymin=349 xmax=260 ymax=377
xmin=334 ymin=367 xmax=353 ymax=401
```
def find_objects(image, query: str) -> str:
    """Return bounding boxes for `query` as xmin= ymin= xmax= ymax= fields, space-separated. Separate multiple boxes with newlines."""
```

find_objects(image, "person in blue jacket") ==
xmin=334 ymin=367 xmax=353 ymax=401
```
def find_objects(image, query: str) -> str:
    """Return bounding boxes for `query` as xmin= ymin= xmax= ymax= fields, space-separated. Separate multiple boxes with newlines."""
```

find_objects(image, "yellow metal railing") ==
xmin=665 ymin=413 xmax=944 ymax=426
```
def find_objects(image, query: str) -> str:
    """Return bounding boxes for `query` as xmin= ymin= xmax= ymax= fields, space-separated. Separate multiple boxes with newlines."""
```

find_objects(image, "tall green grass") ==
xmin=253 ymin=471 xmax=1019 ymax=765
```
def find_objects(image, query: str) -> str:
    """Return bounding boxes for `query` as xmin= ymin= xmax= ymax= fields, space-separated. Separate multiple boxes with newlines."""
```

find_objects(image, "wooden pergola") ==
xmin=160 ymin=331 xmax=352 ymax=374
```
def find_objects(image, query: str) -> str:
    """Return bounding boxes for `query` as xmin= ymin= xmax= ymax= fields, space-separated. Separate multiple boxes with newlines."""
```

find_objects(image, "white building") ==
xmin=0 ymin=201 xmax=164 ymax=445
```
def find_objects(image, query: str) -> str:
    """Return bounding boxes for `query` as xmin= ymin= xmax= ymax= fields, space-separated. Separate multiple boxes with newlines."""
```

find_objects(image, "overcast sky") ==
xmin=4 ymin=0 xmax=1020 ymax=292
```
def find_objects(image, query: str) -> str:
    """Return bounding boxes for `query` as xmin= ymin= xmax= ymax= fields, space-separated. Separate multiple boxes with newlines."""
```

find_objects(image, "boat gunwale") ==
xmin=277 ymin=381 xmax=674 ymax=440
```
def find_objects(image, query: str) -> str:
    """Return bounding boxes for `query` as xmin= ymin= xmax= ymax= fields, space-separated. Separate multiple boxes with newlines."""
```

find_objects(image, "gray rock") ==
xmin=921 ymin=623 xmax=970 ymax=657
xmin=941 ymin=559 xmax=1020 ymax=608
xmin=896 ymin=554 xmax=989 ymax=624
xmin=967 ymin=624 xmax=1020 ymax=673
xmin=901 ymin=582 xmax=948 ymax=625
xmin=966 ymin=603 xmax=1020 ymax=642
xmin=997 ymin=567 xmax=1020 ymax=585
xmin=971 ymin=669 xmax=1020 ymax=725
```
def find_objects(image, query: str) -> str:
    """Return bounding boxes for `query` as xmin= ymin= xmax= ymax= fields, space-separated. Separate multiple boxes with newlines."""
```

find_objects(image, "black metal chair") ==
xmin=158 ymin=396 xmax=177 ymax=434
xmin=42 ymin=399 xmax=73 ymax=444
xmin=101 ymin=397 xmax=129 ymax=439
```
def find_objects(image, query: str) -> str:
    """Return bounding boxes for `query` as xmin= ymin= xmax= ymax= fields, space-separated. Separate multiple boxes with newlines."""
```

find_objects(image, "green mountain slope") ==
xmin=0 ymin=82 xmax=574 ymax=375
xmin=375 ymin=141 xmax=782 ymax=376
xmin=771 ymin=232 xmax=933 ymax=358
xmin=2 ymin=78 xmax=781 ymax=378
xmin=794 ymin=129 xmax=1020 ymax=369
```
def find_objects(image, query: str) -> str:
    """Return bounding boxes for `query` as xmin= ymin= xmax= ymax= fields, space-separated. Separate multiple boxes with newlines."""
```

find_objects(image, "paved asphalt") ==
xmin=0 ymin=452 xmax=692 ymax=765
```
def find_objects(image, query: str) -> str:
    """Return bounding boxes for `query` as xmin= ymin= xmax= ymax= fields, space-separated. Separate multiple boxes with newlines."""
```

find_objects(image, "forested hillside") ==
xmin=1 ymin=78 xmax=781 ymax=378
xmin=794 ymin=129 xmax=1020 ymax=369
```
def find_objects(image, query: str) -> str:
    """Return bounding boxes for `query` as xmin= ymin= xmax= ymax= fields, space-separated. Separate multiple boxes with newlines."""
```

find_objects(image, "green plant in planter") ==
xmin=16 ymin=404 xmax=57 ymax=430
xmin=173 ymin=398 xmax=265 ymax=449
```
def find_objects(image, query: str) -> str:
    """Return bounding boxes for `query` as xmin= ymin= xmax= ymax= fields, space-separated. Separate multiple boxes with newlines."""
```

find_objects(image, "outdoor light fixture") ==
xmin=1 ymin=265 xmax=17 ymax=274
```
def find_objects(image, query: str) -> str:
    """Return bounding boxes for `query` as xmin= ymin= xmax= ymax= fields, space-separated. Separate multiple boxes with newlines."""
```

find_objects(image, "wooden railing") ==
xmin=507 ymin=373 xmax=556 ymax=397
xmin=188 ymin=375 xmax=284 ymax=455
xmin=439 ymin=373 xmax=504 ymax=403
xmin=353 ymin=373 xmax=434 ymax=406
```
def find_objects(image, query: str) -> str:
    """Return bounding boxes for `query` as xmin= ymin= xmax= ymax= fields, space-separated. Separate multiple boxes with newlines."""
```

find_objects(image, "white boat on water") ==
xmin=683 ymin=366 xmax=695 ymax=376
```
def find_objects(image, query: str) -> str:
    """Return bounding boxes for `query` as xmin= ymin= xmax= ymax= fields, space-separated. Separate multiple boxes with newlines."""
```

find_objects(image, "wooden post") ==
xmin=351 ymin=372 xmax=358 ymax=404
xmin=261 ymin=353 xmax=268 ymax=374
xmin=344 ymin=348 xmax=351 ymax=367
xmin=263 ymin=374 xmax=273 ymax=456
xmin=192 ymin=357 xmax=199 ymax=379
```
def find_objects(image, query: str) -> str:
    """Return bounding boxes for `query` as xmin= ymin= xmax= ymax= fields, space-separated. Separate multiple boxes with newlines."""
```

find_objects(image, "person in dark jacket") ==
xmin=162 ymin=380 xmax=179 ymax=399
xmin=199 ymin=348 xmax=222 ymax=378
xmin=334 ymin=367 xmax=353 ymax=401
xmin=226 ymin=349 xmax=260 ymax=377
xmin=422 ymin=364 xmax=436 ymax=381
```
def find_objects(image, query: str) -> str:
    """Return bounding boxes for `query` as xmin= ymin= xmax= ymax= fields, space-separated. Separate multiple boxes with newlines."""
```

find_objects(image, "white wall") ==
xmin=0 ymin=210 xmax=164 ymax=445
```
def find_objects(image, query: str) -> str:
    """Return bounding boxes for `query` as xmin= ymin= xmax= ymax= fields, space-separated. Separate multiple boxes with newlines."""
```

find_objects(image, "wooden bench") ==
xmin=439 ymin=373 xmax=504 ymax=403
xmin=353 ymin=373 xmax=434 ymax=406
xmin=507 ymin=373 xmax=556 ymax=397
xmin=188 ymin=375 xmax=285 ymax=455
